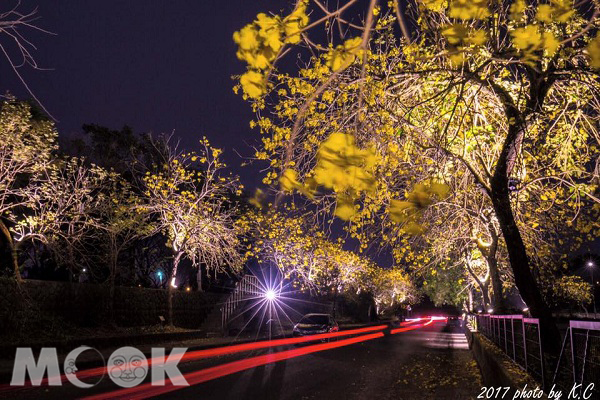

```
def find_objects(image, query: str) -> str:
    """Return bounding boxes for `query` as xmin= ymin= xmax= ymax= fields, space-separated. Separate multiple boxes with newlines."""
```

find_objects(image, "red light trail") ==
xmin=0 ymin=324 xmax=388 ymax=391
xmin=84 ymin=319 xmax=441 ymax=399
xmin=1 ymin=319 xmax=442 ymax=398
xmin=390 ymin=317 xmax=436 ymax=334
xmin=82 ymin=332 xmax=386 ymax=400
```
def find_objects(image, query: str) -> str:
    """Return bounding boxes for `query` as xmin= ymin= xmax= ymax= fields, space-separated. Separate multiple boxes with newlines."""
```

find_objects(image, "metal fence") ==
xmin=474 ymin=314 xmax=545 ymax=388
xmin=470 ymin=315 xmax=600 ymax=397
xmin=221 ymin=275 xmax=262 ymax=330
xmin=552 ymin=320 xmax=600 ymax=398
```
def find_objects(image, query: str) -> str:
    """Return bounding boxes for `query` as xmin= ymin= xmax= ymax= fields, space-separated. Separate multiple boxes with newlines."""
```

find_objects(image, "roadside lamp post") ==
xmin=265 ymin=289 xmax=277 ymax=340
xmin=587 ymin=261 xmax=597 ymax=316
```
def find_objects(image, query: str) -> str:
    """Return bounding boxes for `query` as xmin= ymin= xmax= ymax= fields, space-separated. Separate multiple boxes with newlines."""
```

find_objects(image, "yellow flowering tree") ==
xmin=233 ymin=1 xmax=310 ymax=99
xmin=235 ymin=0 xmax=600 ymax=350
xmin=239 ymin=209 xmax=416 ymax=312
xmin=142 ymin=136 xmax=243 ymax=325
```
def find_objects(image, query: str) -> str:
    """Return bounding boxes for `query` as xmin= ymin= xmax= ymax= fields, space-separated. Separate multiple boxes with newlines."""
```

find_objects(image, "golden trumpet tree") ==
xmin=234 ymin=0 xmax=600 ymax=350
xmin=239 ymin=209 xmax=417 ymax=312
xmin=141 ymin=137 xmax=243 ymax=324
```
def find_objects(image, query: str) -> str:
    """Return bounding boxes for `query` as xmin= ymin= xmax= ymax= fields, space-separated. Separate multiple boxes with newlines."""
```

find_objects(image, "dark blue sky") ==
xmin=0 ymin=0 xmax=281 ymax=189
xmin=1 ymin=1 xmax=598 ymax=261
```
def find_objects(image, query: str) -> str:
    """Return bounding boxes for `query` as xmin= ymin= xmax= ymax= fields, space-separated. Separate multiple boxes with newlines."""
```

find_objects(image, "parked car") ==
xmin=292 ymin=313 xmax=339 ymax=337
xmin=447 ymin=315 xmax=462 ymax=328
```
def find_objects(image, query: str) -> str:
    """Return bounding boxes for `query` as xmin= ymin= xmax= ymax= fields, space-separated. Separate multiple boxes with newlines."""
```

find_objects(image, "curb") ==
xmin=466 ymin=329 xmax=548 ymax=399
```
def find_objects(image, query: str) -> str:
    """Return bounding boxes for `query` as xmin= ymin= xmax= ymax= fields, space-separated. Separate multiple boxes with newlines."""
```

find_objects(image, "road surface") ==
xmin=2 ymin=319 xmax=483 ymax=400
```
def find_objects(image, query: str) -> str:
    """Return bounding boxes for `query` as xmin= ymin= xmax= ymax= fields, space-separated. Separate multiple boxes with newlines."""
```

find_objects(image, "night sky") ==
xmin=0 ymin=0 xmax=281 ymax=189
xmin=1 ymin=1 xmax=597 ymax=260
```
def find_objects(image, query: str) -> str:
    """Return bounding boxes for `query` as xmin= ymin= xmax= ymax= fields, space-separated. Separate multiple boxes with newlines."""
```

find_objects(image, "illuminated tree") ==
xmin=1 ymin=100 xmax=151 ymax=296
xmin=12 ymin=158 xmax=110 ymax=275
xmin=420 ymin=261 xmax=468 ymax=308
xmin=234 ymin=0 xmax=600 ymax=349
xmin=0 ymin=99 xmax=57 ymax=281
xmin=239 ymin=209 xmax=417 ymax=311
xmin=549 ymin=275 xmax=593 ymax=312
xmin=368 ymin=267 xmax=419 ymax=313
xmin=141 ymin=136 xmax=243 ymax=324
xmin=386 ymin=172 xmax=511 ymax=311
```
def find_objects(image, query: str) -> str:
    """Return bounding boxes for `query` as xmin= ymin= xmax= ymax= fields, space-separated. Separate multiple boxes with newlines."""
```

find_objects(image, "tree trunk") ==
xmin=476 ymin=70 xmax=559 ymax=352
xmin=108 ymin=239 xmax=118 ymax=325
xmin=478 ymin=281 xmax=491 ymax=309
xmin=167 ymin=283 xmax=174 ymax=327
xmin=486 ymin=254 xmax=505 ymax=312
xmin=0 ymin=219 xmax=21 ymax=283
xmin=196 ymin=266 xmax=203 ymax=292
xmin=464 ymin=256 xmax=491 ymax=309
xmin=168 ymin=252 xmax=183 ymax=327
xmin=468 ymin=286 xmax=474 ymax=313
xmin=490 ymin=174 xmax=560 ymax=353
xmin=483 ymin=221 xmax=507 ymax=312
xmin=108 ymin=271 xmax=116 ymax=325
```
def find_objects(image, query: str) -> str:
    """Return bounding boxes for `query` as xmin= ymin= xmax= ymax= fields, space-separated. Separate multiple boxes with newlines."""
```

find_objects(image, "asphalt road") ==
xmin=2 ymin=319 xmax=483 ymax=400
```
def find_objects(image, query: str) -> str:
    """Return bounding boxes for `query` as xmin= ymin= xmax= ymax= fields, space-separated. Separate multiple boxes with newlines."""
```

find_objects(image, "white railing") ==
xmin=475 ymin=314 xmax=545 ymax=388
xmin=221 ymin=275 xmax=261 ymax=331
xmin=552 ymin=320 xmax=600 ymax=396
xmin=474 ymin=314 xmax=600 ymax=395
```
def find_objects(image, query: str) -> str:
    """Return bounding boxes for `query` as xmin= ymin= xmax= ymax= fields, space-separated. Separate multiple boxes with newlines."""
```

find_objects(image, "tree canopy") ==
xmin=233 ymin=0 xmax=600 ymax=349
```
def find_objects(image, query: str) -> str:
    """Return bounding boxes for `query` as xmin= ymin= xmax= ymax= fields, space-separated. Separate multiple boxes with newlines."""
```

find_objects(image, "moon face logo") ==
xmin=63 ymin=346 xmax=105 ymax=388
xmin=107 ymin=347 xmax=148 ymax=388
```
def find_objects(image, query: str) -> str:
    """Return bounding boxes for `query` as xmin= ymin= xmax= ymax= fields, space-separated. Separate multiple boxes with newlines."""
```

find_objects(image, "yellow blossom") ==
xmin=256 ymin=13 xmax=283 ymax=52
xmin=233 ymin=25 xmax=260 ymax=53
xmin=536 ymin=0 xmax=575 ymax=23
xmin=510 ymin=0 xmax=526 ymax=20
xmin=326 ymin=37 xmax=364 ymax=71
xmin=511 ymin=25 xmax=560 ymax=60
xmin=587 ymin=34 xmax=600 ymax=69
xmin=419 ymin=0 xmax=447 ymax=12
xmin=284 ymin=2 xmax=309 ymax=44
xmin=240 ymin=70 xmax=266 ymax=98
xmin=448 ymin=0 xmax=490 ymax=20
xmin=280 ymin=168 xmax=301 ymax=192
xmin=335 ymin=196 xmax=357 ymax=220
xmin=313 ymin=132 xmax=378 ymax=193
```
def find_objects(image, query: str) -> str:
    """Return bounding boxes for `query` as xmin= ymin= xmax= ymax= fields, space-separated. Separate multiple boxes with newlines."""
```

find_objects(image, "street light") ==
xmin=263 ymin=288 xmax=279 ymax=340
xmin=586 ymin=260 xmax=597 ymax=316
xmin=265 ymin=289 xmax=276 ymax=301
